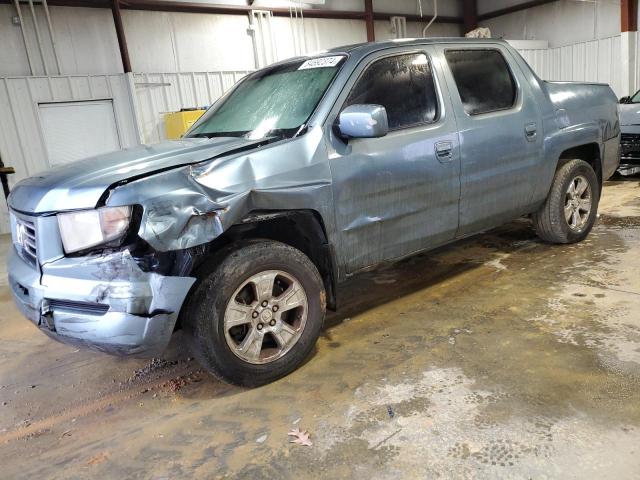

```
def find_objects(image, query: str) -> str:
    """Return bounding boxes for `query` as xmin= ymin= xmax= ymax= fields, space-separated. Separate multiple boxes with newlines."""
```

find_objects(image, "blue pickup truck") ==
xmin=8 ymin=38 xmax=620 ymax=386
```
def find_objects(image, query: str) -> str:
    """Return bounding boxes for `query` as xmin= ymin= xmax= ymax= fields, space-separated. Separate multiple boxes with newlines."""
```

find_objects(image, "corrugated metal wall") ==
xmin=516 ymin=34 xmax=623 ymax=96
xmin=0 ymin=74 xmax=139 ymax=232
xmin=133 ymin=71 xmax=252 ymax=144
xmin=479 ymin=0 xmax=621 ymax=51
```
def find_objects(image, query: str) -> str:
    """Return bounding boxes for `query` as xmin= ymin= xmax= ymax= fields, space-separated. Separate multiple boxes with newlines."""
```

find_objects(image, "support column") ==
xmin=364 ymin=0 xmax=374 ymax=42
xmin=621 ymin=0 xmax=638 ymax=96
xmin=462 ymin=0 xmax=478 ymax=34
xmin=112 ymin=0 xmax=132 ymax=73
xmin=622 ymin=0 xmax=638 ymax=32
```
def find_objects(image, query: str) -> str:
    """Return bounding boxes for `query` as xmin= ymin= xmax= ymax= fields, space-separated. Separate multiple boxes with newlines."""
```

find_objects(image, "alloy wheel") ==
xmin=564 ymin=174 xmax=592 ymax=231
xmin=223 ymin=270 xmax=308 ymax=364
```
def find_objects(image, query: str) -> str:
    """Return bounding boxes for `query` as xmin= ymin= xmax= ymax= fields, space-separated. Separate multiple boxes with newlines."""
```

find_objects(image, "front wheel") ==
xmin=533 ymin=159 xmax=599 ymax=244
xmin=182 ymin=240 xmax=326 ymax=387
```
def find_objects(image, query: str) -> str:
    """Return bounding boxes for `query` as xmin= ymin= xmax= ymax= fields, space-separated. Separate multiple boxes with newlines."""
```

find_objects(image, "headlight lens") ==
xmin=57 ymin=206 xmax=132 ymax=254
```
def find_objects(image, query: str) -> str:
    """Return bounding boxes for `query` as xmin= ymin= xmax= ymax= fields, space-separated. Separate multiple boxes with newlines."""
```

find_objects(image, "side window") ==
xmin=444 ymin=49 xmax=516 ymax=115
xmin=344 ymin=53 xmax=438 ymax=130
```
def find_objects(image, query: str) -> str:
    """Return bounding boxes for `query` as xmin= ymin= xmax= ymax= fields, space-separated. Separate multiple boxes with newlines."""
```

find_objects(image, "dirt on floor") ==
xmin=1 ymin=177 xmax=640 ymax=479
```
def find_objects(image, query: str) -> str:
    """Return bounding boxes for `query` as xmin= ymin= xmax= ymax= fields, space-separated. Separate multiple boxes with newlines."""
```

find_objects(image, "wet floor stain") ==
xmin=1 ymin=178 xmax=640 ymax=479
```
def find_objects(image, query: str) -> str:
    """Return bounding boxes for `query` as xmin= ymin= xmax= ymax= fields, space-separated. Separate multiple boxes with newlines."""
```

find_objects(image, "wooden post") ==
xmin=622 ymin=0 xmax=638 ymax=32
xmin=462 ymin=0 xmax=478 ymax=34
xmin=364 ymin=0 xmax=374 ymax=42
xmin=111 ymin=0 xmax=132 ymax=73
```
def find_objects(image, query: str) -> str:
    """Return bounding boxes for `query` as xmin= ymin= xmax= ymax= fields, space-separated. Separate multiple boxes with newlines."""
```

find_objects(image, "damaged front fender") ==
xmin=103 ymin=127 xmax=336 ymax=255
xmin=103 ymin=167 xmax=226 ymax=251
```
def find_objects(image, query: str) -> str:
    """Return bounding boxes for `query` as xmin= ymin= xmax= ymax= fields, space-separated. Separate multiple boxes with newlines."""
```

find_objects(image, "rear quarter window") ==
xmin=444 ymin=49 xmax=516 ymax=115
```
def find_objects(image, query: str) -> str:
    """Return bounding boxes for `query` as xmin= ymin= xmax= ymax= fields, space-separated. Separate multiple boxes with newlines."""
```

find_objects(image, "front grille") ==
xmin=46 ymin=299 xmax=110 ymax=316
xmin=621 ymin=133 xmax=640 ymax=144
xmin=15 ymin=216 xmax=37 ymax=266
xmin=620 ymin=133 xmax=640 ymax=163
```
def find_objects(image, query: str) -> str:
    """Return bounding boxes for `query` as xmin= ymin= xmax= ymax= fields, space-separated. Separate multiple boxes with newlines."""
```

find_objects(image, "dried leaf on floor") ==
xmin=288 ymin=427 xmax=313 ymax=447
xmin=87 ymin=452 xmax=109 ymax=465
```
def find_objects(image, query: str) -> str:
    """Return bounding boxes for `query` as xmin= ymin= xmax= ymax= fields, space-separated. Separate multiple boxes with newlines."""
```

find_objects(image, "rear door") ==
xmin=434 ymin=44 xmax=542 ymax=236
xmin=326 ymin=48 xmax=461 ymax=274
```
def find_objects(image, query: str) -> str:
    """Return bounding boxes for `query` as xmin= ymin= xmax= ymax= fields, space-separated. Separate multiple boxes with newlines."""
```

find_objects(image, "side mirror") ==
xmin=336 ymin=104 xmax=389 ymax=139
xmin=620 ymin=96 xmax=631 ymax=104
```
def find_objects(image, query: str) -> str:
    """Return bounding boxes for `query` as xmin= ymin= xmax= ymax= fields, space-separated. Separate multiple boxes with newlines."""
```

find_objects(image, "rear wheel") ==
xmin=182 ymin=240 xmax=325 ymax=387
xmin=533 ymin=159 xmax=599 ymax=244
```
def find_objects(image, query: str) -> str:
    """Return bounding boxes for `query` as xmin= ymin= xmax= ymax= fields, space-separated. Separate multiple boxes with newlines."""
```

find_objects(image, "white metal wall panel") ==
xmin=373 ymin=19 xmax=462 ymax=40
xmin=0 ymin=5 xmax=122 ymax=77
xmin=269 ymin=16 xmax=368 ymax=61
xmin=517 ymin=48 xmax=548 ymax=78
xmin=636 ymin=33 xmax=640 ymax=95
xmin=0 ymin=74 xmax=139 ymax=233
xmin=479 ymin=0 xmax=620 ymax=48
xmin=515 ymin=35 xmax=623 ymax=97
xmin=133 ymin=71 xmax=251 ymax=144
xmin=122 ymin=11 xmax=256 ymax=73
xmin=600 ymin=36 xmax=621 ymax=95
xmin=39 ymin=100 xmax=121 ymax=166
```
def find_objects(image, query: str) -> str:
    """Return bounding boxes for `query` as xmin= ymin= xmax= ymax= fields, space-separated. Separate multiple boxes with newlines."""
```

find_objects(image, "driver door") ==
xmin=326 ymin=48 xmax=461 ymax=274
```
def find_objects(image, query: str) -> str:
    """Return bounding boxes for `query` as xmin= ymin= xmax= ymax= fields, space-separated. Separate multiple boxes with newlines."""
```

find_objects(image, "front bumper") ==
xmin=619 ymin=164 xmax=640 ymax=176
xmin=8 ymin=245 xmax=195 ymax=357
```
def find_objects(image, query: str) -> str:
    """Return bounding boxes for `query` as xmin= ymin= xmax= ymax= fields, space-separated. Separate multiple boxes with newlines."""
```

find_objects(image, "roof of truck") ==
xmin=326 ymin=37 xmax=509 ymax=56
xmin=265 ymin=38 xmax=510 ymax=70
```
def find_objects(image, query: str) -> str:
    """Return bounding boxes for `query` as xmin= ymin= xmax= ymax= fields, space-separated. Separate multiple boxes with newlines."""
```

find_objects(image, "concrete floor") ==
xmin=1 ymin=178 xmax=640 ymax=479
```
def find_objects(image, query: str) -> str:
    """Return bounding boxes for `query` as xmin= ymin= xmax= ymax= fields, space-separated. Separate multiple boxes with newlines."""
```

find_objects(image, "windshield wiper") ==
xmin=293 ymin=124 xmax=308 ymax=138
xmin=187 ymin=131 xmax=250 ymax=139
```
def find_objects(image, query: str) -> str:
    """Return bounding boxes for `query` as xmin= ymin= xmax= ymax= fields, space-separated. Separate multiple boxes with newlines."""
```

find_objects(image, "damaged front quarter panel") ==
xmin=103 ymin=166 xmax=227 ymax=252
xmin=103 ymin=126 xmax=336 ymax=255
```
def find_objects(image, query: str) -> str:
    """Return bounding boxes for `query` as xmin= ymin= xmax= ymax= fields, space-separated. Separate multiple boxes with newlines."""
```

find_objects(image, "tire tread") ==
xmin=533 ymin=159 xmax=599 ymax=244
xmin=182 ymin=239 xmax=325 ymax=387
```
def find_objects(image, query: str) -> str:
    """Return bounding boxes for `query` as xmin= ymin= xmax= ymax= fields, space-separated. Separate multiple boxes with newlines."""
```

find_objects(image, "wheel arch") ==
xmin=185 ymin=209 xmax=338 ymax=313
xmin=556 ymin=143 xmax=603 ymax=191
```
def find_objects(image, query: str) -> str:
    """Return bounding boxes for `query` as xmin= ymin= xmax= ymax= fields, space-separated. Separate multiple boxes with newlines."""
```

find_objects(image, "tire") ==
xmin=182 ymin=240 xmax=326 ymax=387
xmin=533 ymin=159 xmax=599 ymax=244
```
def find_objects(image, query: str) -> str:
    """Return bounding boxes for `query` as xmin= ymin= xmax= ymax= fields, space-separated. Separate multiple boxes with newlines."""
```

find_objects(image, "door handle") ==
xmin=524 ymin=123 xmax=537 ymax=141
xmin=435 ymin=141 xmax=453 ymax=162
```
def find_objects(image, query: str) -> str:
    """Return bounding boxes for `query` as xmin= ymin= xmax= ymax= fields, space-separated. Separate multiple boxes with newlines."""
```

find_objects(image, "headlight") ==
xmin=57 ymin=206 xmax=132 ymax=254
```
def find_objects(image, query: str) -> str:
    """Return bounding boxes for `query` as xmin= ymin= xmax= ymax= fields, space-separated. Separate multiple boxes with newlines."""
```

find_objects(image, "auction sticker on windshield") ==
xmin=298 ymin=56 xmax=344 ymax=70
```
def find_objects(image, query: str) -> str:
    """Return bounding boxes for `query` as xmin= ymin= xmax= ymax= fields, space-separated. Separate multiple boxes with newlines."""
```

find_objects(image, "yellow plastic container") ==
xmin=164 ymin=109 xmax=206 ymax=139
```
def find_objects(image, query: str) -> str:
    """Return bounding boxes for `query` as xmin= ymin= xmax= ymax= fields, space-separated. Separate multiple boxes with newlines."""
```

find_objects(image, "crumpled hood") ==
xmin=619 ymin=103 xmax=640 ymax=126
xmin=8 ymin=137 xmax=262 ymax=214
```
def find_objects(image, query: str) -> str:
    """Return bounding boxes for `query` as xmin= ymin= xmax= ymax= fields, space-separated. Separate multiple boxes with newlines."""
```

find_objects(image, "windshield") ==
xmin=631 ymin=90 xmax=640 ymax=103
xmin=187 ymin=55 xmax=345 ymax=141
